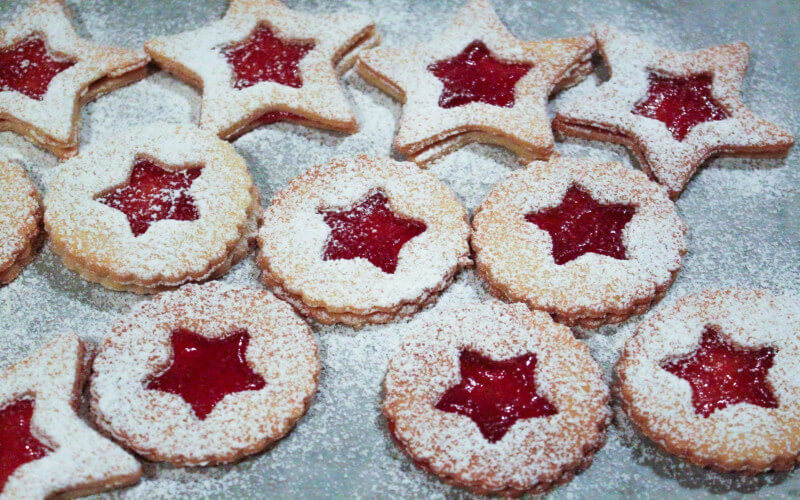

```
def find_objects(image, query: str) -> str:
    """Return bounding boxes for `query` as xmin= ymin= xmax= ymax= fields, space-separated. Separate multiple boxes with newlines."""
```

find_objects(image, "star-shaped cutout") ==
xmin=525 ymin=185 xmax=636 ymax=265
xmin=146 ymin=329 xmax=266 ymax=420
xmin=144 ymin=0 xmax=379 ymax=141
xmin=661 ymin=326 xmax=778 ymax=418
xmin=97 ymin=157 xmax=202 ymax=237
xmin=319 ymin=189 xmax=427 ymax=274
xmin=222 ymin=24 xmax=314 ymax=90
xmin=0 ymin=333 xmax=140 ymax=497
xmin=356 ymin=0 xmax=595 ymax=165
xmin=427 ymin=39 xmax=532 ymax=109
xmin=554 ymin=25 xmax=794 ymax=198
xmin=632 ymin=73 xmax=729 ymax=142
xmin=0 ymin=36 xmax=75 ymax=100
xmin=0 ymin=399 xmax=53 ymax=491
xmin=0 ymin=0 xmax=149 ymax=158
xmin=436 ymin=350 xmax=557 ymax=443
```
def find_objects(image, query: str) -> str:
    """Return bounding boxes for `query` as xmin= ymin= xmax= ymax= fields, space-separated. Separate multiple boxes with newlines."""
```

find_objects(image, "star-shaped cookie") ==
xmin=356 ymin=0 xmax=595 ymax=165
xmin=0 ymin=333 xmax=141 ymax=498
xmin=144 ymin=0 xmax=379 ymax=141
xmin=319 ymin=189 xmax=427 ymax=274
xmin=435 ymin=350 xmax=557 ymax=443
xmin=554 ymin=25 xmax=795 ymax=199
xmin=0 ymin=0 xmax=150 ymax=158
xmin=661 ymin=326 xmax=777 ymax=418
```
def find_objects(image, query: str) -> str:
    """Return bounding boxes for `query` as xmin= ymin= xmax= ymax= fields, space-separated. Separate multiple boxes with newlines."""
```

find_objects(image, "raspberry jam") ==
xmin=222 ymin=25 xmax=314 ymax=90
xmin=319 ymin=190 xmax=427 ymax=274
xmin=661 ymin=326 xmax=778 ymax=418
xmin=97 ymin=158 xmax=202 ymax=237
xmin=436 ymin=350 xmax=557 ymax=443
xmin=632 ymin=72 xmax=729 ymax=141
xmin=526 ymin=185 xmax=636 ymax=265
xmin=0 ymin=36 xmax=74 ymax=100
xmin=427 ymin=40 xmax=532 ymax=109
xmin=253 ymin=110 xmax=306 ymax=126
xmin=0 ymin=399 xmax=53 ymax=490
xmin=145 ymin=329 xmax=266 ymax=420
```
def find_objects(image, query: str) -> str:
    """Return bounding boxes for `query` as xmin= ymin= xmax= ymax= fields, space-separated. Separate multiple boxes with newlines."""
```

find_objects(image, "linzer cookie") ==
xmin=554 ymin=25 xmax=795 ymax=198
xmin=0 ymin=333 xmax=141 ymax=498
xmin=384 ymin=301 xmax=610 ymax=496
xmin=44 ymin=123 xmax=260 ymax=294
xmin=257 ymin=155 xmax=471 ymax=327
xmin=89 ymin=282 xmax=319 ymax=466
xmin=356 ymin=0 xmax=594 ymax=165
xmin=0 ymin=160 xmax=41 ymax=284
xmin=144 ymin=0 xmax=378 ymax=141
xmin=0 ymin=0 xmax=149 ymax=158
xmin=472 ymin=157 xmax=687 ymax=328
xmin=616 ymin=289 xmax=800 ymax=473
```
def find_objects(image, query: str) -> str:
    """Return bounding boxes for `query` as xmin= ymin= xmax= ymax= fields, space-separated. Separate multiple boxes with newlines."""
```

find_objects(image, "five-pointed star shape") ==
xmin=0 ymin=333 xmax=140 ymax=498
xmin=661 ymin=326 xmax=778 ymax=418
xmin=356 ymin=0 xmax=595 ymax=165
xmin=0 ymin=0 xmax=149 ymax=158
xmin=146 ymin=329 xmax=266 ymax=420
xmin=631 ymin=73 xmax=729 ymax=142
xmin=97 ymin=157 xmax=202 ymax=237
xmin=144 ymin=0 xmax=379 ymax=141
xmin=436 ymin=350 xmax=557 ymax=443
xmin=319 ymin=189 xmax=427 ymax=274
xmin=526 ymin=185 xmax=636 ymax=265
xmin=554 ymin=25 xmax=795 ymax=199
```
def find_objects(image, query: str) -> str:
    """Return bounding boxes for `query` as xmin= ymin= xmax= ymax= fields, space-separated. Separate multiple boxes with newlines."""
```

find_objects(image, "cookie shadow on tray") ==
xmin=29 ymin=244 xmax=142 ymax=314
xmin=612 ymin=401 xmax=791 ymax=494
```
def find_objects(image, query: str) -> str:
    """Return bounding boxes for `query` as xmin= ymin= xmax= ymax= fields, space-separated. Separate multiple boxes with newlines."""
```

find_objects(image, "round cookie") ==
xmin=384 ymin=300 xmax=610 ymax=496
xmin=617 ymin=288 xmax=800 ymax=473
xmin=89 ymin=282 xmax=319 ymax=466
xmin=44 ymin=123 xmax=260 ymax=293
xmin=472 ymin=156 xmax=687 ymax=328
xmin=257 ymin=155 xmax=471 ymax=327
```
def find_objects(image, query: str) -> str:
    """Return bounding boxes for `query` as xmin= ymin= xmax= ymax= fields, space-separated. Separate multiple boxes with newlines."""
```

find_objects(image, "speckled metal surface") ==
xmin=0 ymin=0 xmax=798 ymax=498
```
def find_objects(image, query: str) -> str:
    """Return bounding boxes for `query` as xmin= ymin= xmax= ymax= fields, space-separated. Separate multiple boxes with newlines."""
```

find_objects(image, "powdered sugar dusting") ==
xmin=0 ymin=333 xmax=141 ymax=498
xmin=0 ymin=0 xmax=799 ymax=497
xmin=0 ymin=159 xmax=39 ymax=278
xmin=473 ymin=157 xmax=687 ymax=326
xmin=143 ymin=0 xmax=377 ymax=139
xmin=0 ymin=0 xmax=149 ymax=154
xmin=617 ymin=289 xmax=800 ymax=472
xmin=554 ymin=25 xmax=794 ymax=198
xmin=384 ymin=300 xmax=609 ymax=494
xmin=356 ymin=0 xmax=595 ymax=163
xmin=44 ymin=123 xmax=255 ymax=289
xmin=257 ymin=155 xmax=470 ymax=320
xmin=90 ymin=282 xmax=319 ymax=465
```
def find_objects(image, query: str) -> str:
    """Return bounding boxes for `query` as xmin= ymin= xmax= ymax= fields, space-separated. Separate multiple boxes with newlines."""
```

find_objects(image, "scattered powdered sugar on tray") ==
xmin=0 ymin=0 xmax=799 ymax=498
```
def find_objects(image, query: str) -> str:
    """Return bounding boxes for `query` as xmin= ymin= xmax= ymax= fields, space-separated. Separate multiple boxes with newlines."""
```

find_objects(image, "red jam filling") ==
xmin=145 ymin=329 xmax=266 ymax=420
xmin=427 ymin=39 xmax=532 ymax=109
xmin=222 ymin=24 xmax=314 ymax=90
xmin=661 ymin=326 xmax=778 ymax=418
xmin=0 ymin=399 xmax=53 ymax=491
xmin=319 ymin=189 xmax=427 ymax=274
xmin=0 ymin=36 xmax=75 ymax=100
xmin=253 ymin=110 xmax=306 ymax=126
xmin=97 ymin=158 xmax=202 ymax=237
xmin=525 ymin=185 xmax=636 ymax=265
xmin=435 ymin=350 xmax=557 ymax=443
xmin=632 ymin=72 xmax=729 ymax=141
